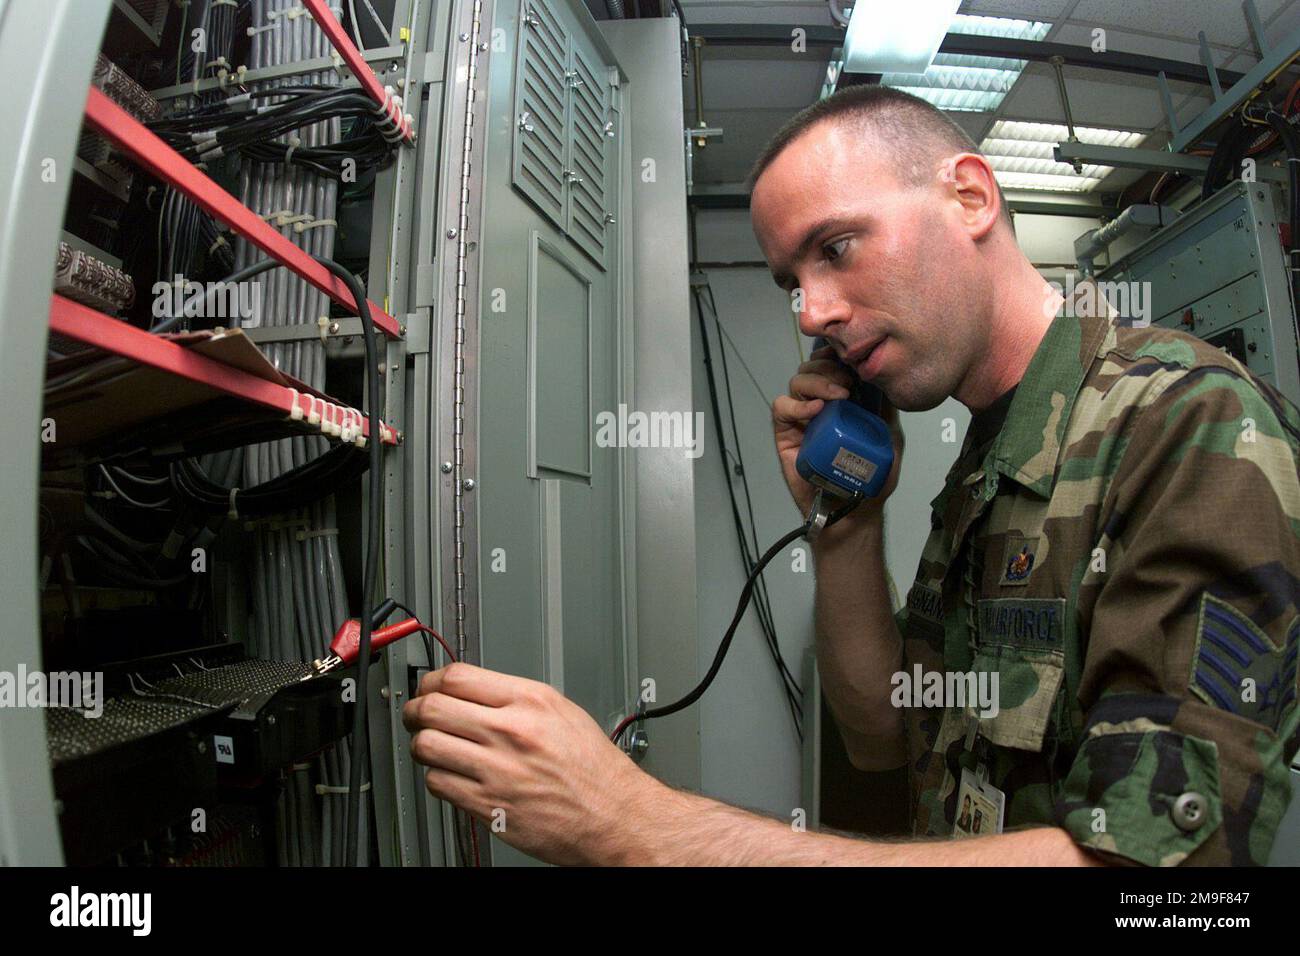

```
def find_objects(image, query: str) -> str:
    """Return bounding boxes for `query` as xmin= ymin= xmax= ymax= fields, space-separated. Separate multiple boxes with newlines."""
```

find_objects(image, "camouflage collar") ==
xmin=987 ymin=279 xmax=1116 ymax=498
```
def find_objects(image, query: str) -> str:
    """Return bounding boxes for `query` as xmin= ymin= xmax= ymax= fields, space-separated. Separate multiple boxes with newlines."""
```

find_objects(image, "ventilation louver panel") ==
xmin=512 ymin=0 xmax=571 ymax=229
xmin=565 ymin=39 xmax=610 ymax=268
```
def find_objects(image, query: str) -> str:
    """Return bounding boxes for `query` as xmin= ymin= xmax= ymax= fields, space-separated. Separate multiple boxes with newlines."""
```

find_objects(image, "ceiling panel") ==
xmin=1266 ymin=0 xmax=1300 ymax=42
xmin=1066 ymin=0 xmax=1289 ymax=47
xmin=1049 ymin=20 xmax=1250 ymax=66
xmin=998 ymin=62 xmax=1212 ymax=135
xmin=961 ymin=0 xmax=1075 ymax=16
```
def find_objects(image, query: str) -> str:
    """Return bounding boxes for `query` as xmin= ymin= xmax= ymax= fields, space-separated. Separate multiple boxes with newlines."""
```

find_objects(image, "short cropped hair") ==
xmin=746 ymin=85 xmax=1012 ymax=225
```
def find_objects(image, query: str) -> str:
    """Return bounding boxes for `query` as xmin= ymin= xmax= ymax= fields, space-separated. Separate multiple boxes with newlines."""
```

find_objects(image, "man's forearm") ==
xmin=812 ymin=513 xmax=906 ymax=767
xmin=602 ymin=777 xmax=1102 ymax=866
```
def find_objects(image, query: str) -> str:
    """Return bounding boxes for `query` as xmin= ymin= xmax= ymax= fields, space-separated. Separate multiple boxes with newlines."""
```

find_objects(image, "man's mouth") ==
xmin=843 ymin=337 xmax=886 ymax=376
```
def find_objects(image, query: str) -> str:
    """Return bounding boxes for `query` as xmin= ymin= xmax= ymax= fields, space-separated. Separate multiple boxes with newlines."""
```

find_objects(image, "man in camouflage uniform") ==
xmin=759 ymin=87 xmax=1300 ymax=866
xmin=401 ymin=86 xmax=1300 ymax=866
xmin=899 ymin=280 xmax=1300 ymax=865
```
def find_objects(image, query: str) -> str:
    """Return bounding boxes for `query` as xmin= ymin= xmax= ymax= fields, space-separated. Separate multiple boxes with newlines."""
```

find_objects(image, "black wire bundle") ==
xmin=322 ymin=256 xmax=384 ymax=869
xmin=169 ymin=442 xmax=369 ymax=516
xmin=1200 ymin=116 xmax=1258 ymax=200
xmin=63 ymin=462 xmax=226 ymax=602
xmin=196 ymin=256 xmax=384 ymax=865
xmin=172 ymin=0 xmax=247 ymax=87
xmin=153 ymin=3 xmax=246 ymax=330
xmin=691 ymin=279 xmax=806 ymax=740
xmin=148 ymin=87 xmax=401 ymax=181
xmin=148 ymin=251 xmax=384 ymax=866
xmin=205 ymin=0 xmax=241 ymax=76
xmin=154 ymin=185 xmax=236 ymax=333
xmin=75 ymin=532 xmax=191 ymax=591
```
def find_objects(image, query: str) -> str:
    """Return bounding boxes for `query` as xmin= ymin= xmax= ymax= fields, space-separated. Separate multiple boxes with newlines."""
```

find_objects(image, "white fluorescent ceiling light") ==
xmin=880 ymin=16 xmax=1052 ymax=112
xmin=980 ymin=121 xmax=1146 ymax=192
xmin=843 ymin=0 xmax=963 ymax=75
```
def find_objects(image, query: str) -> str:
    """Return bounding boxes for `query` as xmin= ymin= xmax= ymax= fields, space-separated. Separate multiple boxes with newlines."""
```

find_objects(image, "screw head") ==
xmin=627 ymin=729 xmax=649 ymax=762
xmin=441 ymin=461 xmax=453 ymax=473
xmin=478 ymin=41 xmax=488 ymax=51
xmin=328 ymin=321 xmax=340 ymax=334
xmin=463 ymin=478 xmax=476 ymax=491
xmin=459 ymin=32 xmax=469 ymax=41
xmin=447 ymin=228 xmax=458 ymax=239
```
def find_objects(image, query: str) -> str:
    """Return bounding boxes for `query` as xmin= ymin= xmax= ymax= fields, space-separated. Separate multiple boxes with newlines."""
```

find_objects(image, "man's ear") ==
xmin=941 ymin=153 xmax=1002 ymax=240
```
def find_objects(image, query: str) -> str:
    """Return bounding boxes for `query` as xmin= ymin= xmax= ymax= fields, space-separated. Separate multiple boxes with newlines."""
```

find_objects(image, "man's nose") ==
xmin=795 ymin=286 xmax=851 ymax=339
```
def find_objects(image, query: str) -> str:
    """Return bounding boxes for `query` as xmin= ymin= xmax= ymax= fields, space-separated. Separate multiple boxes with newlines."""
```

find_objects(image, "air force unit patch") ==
xmin=1000 ymin=536 xmax=1039 ymax=585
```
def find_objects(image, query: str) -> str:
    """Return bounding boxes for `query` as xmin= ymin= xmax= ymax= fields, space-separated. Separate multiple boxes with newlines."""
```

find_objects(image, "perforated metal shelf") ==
xmin=46 ymin=659 xmax=315 ymax=765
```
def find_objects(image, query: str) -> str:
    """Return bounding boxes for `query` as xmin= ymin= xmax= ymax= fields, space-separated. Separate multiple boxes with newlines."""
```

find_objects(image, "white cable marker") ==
xmin=288 ymin=387 xmax=305 ymax=421
xmin=295 ymin=218 xmax=338 ymax=234
xmin=316 ymin=782 xmax=371 ymax=795
xmin=339 ymin=406 xmax=353 ymax=444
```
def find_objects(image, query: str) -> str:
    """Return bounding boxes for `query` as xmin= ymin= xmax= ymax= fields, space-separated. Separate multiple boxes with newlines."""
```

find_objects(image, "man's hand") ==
xmin=400 ymin=666 xmax=1105 ymax=867
xmin=772 ymin=345 xmax=904 ymax=530
xmin=775 ymin=346 xmax=908 ymax=767
xmin=402 ymin=662 xmax=654 ymax=866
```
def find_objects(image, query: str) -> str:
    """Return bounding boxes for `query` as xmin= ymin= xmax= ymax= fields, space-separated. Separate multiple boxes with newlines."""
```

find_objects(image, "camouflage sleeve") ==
xmin=1055 ymin=365 xmax=1300 ymax=866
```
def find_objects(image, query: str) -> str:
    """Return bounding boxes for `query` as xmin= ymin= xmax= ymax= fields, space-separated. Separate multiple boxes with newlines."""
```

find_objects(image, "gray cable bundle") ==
xmin=233 ymin=0 xmax=363 ymax=867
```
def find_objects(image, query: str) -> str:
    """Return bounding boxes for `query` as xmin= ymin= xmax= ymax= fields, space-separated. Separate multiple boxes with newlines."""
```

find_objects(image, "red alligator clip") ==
xmin=307 ymin=617 xmax=423 ymax=677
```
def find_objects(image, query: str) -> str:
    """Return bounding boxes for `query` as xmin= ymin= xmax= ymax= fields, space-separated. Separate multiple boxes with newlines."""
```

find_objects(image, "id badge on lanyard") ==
xmin=952 ymin=715 xmax=1005 ymax=839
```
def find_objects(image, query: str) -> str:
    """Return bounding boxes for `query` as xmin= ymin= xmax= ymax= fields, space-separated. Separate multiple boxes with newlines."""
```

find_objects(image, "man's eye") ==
xmin=823 ymin=238 xmax=849 ymax=261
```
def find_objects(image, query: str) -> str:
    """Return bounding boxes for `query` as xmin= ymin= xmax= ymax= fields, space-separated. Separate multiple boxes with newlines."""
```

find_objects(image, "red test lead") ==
xmin=308 ymin=617 xmax=424 ymax=677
